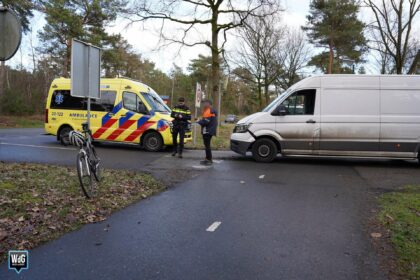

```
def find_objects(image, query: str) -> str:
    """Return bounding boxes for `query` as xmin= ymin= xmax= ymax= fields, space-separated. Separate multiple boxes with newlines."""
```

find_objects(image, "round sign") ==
xmin=0 ymin=8 xmax=22 ymax=61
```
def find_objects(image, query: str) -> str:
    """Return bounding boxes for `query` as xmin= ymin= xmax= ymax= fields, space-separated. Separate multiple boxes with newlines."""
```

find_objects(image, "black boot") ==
xmin=178 ymin=146 xmax=183 ymax=158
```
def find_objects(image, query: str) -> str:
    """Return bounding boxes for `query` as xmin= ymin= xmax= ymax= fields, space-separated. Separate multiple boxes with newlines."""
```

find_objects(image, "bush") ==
xmin=0 ymin=68 xmax=49 ymax=115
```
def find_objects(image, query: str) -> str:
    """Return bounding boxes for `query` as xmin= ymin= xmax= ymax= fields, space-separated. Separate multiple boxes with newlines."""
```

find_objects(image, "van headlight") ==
xmin=233 ymin=123 xmax=250 ymax=133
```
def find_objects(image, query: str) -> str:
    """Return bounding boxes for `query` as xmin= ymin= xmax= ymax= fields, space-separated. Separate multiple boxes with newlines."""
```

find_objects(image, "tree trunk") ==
xmin=63 ymin=51 xmax=69 ymax=77
xmin=328 ymin=40 xmax=334 ymax=74
xmin=210 ymin=11 xmax=220 ymax=112
xmin=380 ymin=58 xmax=386 ymax=74
xmin=395 ymin=53 xmax=402 ymax=74
xmin=0 ymin=61 xmax=4 ymax=114
xmin=0 ymin=61 xmax=5 ymax=97
xmin=264 ymin=82 xmax=269 ymax=106
xmin=63 ymin=39 xmax=72 ymax=77
xmin=257 ymin=82 xmax=263 ymax=110
xmin=408 ymin=50 xmax=420 ymax=74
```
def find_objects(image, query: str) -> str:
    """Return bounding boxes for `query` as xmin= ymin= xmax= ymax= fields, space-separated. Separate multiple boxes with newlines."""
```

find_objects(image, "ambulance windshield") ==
xmin=141 ymin=90 xmax=171 ymax=113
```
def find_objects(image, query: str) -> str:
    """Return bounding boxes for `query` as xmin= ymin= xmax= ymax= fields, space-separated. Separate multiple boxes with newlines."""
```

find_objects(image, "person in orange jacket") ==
xmin=197 ymin=100 xmax=218 ymax=165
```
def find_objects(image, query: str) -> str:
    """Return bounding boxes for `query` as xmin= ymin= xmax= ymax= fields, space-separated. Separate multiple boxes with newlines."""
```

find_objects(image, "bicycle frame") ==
xmin=78 ymin=148 xmax=90 ymax=175
xmin=78 ymin=125 xmax=96 ymax=176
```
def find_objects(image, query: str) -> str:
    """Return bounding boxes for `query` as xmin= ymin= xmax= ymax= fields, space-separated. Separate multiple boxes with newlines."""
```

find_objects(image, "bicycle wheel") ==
xmin=92 ymin=160 xmax=101 ymax=182
xmin=90 ymin=146 xmax=101 ymax=182
xmin=77 ymin=152 xmax=94 ymax=198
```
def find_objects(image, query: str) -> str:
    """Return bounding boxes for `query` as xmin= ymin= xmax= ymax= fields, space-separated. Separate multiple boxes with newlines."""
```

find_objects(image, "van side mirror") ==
xmin=272 ymin=104 xmax=287 ymax=116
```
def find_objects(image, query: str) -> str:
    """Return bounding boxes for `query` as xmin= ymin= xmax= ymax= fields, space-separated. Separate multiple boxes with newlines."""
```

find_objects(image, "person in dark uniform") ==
xmin=171 ymin=97 xmax=191 ymax=158
xmin=197 ymin=99 xmax=217 ymax=165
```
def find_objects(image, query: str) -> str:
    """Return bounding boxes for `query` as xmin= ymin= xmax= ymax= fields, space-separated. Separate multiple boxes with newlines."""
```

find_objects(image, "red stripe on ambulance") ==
xmin=106 ymin=120 xmax=136 ymax=141
xmin=92 ymin=118 xmax=117 ymax=139
xmin=125 ymin=121 xmax=156 ymax=142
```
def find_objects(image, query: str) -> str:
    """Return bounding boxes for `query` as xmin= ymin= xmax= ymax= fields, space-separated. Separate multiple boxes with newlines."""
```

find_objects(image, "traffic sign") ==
xmin=195 ymin=82 xmax=202 ymax=108
xmin=71 ymin=39 xmax=101 ymax=99
xmin=70 ymin=39 xmax=102 ymax=130
xmin=0 ymin=8 xmax=22 ymax=61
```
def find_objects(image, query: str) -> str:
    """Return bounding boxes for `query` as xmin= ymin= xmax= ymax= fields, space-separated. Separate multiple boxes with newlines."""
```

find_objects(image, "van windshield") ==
xmin=141 ymin=90 xmax=171 ymax=113
xmin=262 ymin=88 xmax=292 ymax=112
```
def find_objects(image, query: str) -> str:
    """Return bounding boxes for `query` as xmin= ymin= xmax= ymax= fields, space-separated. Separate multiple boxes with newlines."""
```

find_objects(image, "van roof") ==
xmin=292 ymin=74 xmax=420 ymax=90
xmin=50 ymin=77 xmax=154 ymax=93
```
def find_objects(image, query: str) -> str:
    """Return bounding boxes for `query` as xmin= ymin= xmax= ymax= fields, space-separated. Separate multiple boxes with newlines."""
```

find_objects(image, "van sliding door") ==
xmin=319 ymin=76 xmax=380 ymax=155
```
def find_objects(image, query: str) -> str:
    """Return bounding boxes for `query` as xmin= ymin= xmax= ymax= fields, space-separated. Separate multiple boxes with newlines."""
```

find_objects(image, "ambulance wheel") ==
xmin=252 ymin=138 xmax=278 ymax=163
xmin=143 ymin=131 xmax=163 ymax=152
xmin=59 ymin=126 xmax=72 ymax=146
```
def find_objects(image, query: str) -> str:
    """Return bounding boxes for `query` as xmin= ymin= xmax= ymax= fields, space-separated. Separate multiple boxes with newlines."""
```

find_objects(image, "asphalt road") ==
xmin=1 ymin=128 xmax=420 ymax=280
xmin=0 ymin=128 xmax=234 ymax=185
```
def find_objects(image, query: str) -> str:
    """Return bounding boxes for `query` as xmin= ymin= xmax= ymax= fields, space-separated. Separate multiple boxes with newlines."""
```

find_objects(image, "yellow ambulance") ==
xmin=45 ymin=77 xmax=191 ymax=151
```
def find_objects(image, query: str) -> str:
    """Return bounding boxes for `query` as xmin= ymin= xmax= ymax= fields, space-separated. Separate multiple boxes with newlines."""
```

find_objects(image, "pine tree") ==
xmin=303 ymin=0 xmax=367 ymax=74
xmin=38 ymin=0 xmax=126 ymax=77
xmin=0 ymin=0 xmax=34 ymax=32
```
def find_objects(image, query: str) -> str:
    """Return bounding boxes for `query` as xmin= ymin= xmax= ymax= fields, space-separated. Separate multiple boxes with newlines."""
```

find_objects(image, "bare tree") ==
xmin=233 ymin=12 xmax=284 ymax=109
xmin=364 ymin=0 xmax=420 ymax=74
xmin=234 ymin=19 xmax=311 ymax=109
xmin=28 ymin=28 xmax=37 ymax=74
xmin=408 ymin=49 xmax=420 ymax=73
xmin=276 ymin=28 xmax=311 ymax=90
xmin=129 ymin=0 xmax=280 ymax=109
xmin=368 ymin=27 xmax=394 ymax=74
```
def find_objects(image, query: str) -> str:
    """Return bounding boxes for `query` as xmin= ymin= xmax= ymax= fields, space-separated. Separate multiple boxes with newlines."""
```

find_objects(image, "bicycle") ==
xmin=69 ymin=122 xmax=101 ymax=198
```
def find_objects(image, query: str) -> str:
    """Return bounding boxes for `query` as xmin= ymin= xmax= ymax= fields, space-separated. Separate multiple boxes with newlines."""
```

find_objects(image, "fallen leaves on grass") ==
xmin=0 ymin=162 xmax=164 ymax=262
xmin=0 ymin=230 xmax=7 ymax=241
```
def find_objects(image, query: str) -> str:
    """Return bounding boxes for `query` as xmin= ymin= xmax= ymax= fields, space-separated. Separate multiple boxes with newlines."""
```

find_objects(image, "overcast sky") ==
xmin=106 ymin=0 xmax=311 ymax=72
xmin=8 ymin=0 xmax=310 ymax=73
xmin=7 ymin=0 xmax=419 ymax=75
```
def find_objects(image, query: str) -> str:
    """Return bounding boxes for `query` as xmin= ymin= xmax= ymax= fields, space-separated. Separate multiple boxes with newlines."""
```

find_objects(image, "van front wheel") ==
xmin=252 ymin=138 xmax=278 ymax=163
xmin=142 ymin=132 xmax=163 ymax=152
xmin=59 ymin=126 xmax=72 ymax=146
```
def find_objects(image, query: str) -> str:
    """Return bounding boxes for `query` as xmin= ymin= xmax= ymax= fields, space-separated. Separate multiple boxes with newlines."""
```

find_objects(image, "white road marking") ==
xmin=206 ymin=221 xmax=222 ymax=232
xmin=192 ymin=165 xmax=212 ymax=170
xmin=212 ymin=160 xmax=223 ymax=164
xmin=0 ymin=142 xmax=74 ymax=151
xmin=240 ymin=181 xmax=245 ymax=184
xmin=259 ymin=175 xmax=265 ymax=179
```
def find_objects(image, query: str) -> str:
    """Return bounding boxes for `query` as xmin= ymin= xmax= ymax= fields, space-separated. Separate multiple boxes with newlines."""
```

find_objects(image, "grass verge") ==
xmin=0 ymin=162 xmax=164 ymax=261
xmin=186 ymin=123 xmax=235 ymax=150
xmin=0 ymin=115 xmax=44 ymax=128
xmin=378 ymin=185 xmax=420 ymax=279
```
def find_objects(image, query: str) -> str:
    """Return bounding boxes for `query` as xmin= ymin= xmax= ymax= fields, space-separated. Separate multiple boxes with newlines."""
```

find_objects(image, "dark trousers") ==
xmin=172 ymin=125 xmax=185 ymax=154
xmin=203 ymin=134 xmax=213 ymax=161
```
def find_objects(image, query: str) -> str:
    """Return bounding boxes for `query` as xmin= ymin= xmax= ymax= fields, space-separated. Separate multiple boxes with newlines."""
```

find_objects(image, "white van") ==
xmin=230 ymin=75 xmax=420 ymax=163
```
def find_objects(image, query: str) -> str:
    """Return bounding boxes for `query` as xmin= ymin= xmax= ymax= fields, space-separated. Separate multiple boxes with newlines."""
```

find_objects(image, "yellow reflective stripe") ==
xmin=173 ymin=109 xmax=190 ymax=114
